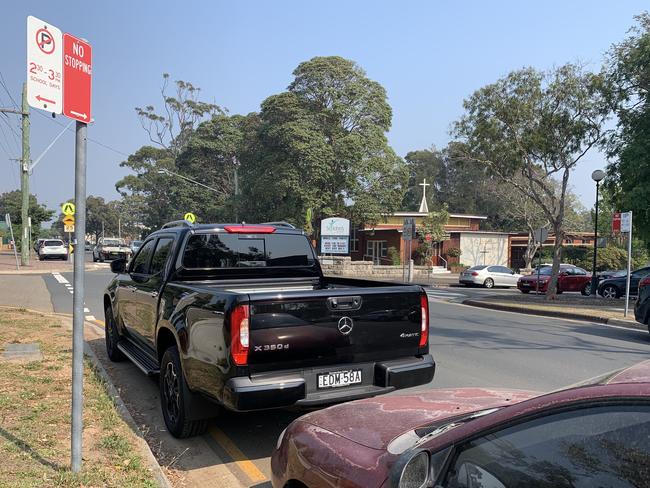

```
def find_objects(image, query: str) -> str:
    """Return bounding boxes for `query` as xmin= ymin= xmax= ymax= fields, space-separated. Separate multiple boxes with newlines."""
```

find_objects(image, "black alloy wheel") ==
xmin=581 ymin=283 xmax=592 ymax=296
xmin=159 ymin=346 xmax=208 ymax=438
xmin=601 ymin=285 xmax=619 ymax=299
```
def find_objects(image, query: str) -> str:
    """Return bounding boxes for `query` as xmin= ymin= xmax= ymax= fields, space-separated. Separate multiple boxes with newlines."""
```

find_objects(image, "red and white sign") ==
xmin=63 ymin=33 xmax=92 ymax=123
xmin=612 ymin=212 xmax=621 ymax=234
xmin=26 ymin=16 xmax=63 ymax=113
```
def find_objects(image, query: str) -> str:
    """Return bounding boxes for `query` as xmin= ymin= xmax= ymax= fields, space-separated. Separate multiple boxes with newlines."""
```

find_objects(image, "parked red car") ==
xmin=271 ymin=360 xmax=650 ymax=488
xmin=517 ymin=265 xmax=592 ymax=295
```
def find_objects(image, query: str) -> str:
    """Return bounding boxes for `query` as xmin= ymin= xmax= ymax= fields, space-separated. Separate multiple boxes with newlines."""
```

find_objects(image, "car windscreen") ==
xmin=533 ymin=267 xmax=553 ymax=275
xmin=44 ymin=240 xmax=63 ymax=247
xmin=102 ymin=239 xmax=123 ymax=246
xmin=182 ymin=233 xmax=316 ymax=269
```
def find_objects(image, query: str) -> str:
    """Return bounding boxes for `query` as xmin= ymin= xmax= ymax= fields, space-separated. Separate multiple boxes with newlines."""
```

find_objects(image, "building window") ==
xmin=350 ymin=227 xmax=359 ymax=252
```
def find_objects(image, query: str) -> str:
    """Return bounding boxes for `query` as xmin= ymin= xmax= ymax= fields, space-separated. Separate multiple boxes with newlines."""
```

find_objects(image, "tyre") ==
xmin=484 ymin=278 xmax=494 ymax=289
xmin=105 ymin=307 xmax=125 ymax=362
xmin=601 ymin=285 xmax=619 ymax=299
xmin=581 ymin=283 xmax=592 ymax=296
xmin=92 ymin=253 xmax=97 ymax=262
xmin=521 ymin=289 xmax=530 ymax=294
xmin=160 ymin=346 xmax=209 ymax=438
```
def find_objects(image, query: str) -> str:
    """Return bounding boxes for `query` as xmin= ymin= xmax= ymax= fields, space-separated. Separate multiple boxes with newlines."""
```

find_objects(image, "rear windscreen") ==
xmin=182 ymin=233 xmax=316 ymax=269
xmin=44 ymin=240 xmax=63 ymax=246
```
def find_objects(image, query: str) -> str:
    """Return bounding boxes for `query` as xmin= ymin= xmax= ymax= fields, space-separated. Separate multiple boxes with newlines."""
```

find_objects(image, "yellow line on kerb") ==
xmin=209 ymin=425 xmax=268 ymax=483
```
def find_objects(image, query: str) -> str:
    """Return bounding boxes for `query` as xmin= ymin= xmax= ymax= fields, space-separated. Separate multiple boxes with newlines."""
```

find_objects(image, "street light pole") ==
xmin=590 ymin=170 xmax=605 ymax=296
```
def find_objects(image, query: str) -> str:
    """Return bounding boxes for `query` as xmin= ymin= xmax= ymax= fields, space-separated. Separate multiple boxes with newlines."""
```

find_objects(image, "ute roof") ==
xmin=153 ymin=221 xmax=304 ymax=236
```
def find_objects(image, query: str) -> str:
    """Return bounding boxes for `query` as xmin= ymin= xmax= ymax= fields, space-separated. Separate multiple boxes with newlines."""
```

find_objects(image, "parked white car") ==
xmin=38 ymin=239 xmax=68 ymax=261
xmin=459 ymin=265 xmax=523 ymax=288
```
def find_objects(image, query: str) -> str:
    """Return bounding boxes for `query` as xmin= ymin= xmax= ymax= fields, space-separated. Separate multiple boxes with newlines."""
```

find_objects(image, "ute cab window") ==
xmin=182 ymin=233 xmax=316 ymax=269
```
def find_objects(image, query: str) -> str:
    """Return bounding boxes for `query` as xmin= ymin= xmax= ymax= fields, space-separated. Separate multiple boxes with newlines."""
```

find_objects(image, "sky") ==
xmin=0 ymin=1 xmax=647 ymax=218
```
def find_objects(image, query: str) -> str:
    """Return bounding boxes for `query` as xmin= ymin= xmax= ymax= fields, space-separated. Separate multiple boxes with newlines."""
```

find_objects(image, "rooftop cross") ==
xmin=418 ymin=178 xmax=430 ymax=213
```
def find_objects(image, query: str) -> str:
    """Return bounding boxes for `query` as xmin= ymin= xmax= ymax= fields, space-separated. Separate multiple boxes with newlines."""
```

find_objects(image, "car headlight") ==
xmin=397 ymin=451 xmax=429 ymax=488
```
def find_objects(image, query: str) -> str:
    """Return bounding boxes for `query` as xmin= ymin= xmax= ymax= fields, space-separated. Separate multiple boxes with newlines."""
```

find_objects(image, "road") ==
xmin=25 ymin=266 xmax=650 ymax=486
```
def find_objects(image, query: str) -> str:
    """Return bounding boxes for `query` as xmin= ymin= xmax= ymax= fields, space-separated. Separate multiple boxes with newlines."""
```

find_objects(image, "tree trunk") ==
xmin=523 ymin=233 xmax=539 ymax=269
xmin=546 ymin=224 xmax=564 ymax=299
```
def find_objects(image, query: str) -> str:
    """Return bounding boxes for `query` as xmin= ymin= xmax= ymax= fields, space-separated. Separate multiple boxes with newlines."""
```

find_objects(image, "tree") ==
xmin=402 ymin=149 xmax=443 ymax=209
xmin=452 ymin=64 xmax=610 ymax=298
xmin=417 ymin=206 xmax=450 ymax=265
xmin=604 ymin=13 xmax=650 ymax=245
xmin=239 ymin=56 xmax=408 ymax=234
xmin=0 ymin=191 xmax=55 ymax=245
xmin=136 ymin=74 xmax=223 ymax=157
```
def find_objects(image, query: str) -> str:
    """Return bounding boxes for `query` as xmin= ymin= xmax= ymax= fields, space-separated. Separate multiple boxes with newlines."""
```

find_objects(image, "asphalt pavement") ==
xmin=7 ymin=265 xmax=650 ymax=487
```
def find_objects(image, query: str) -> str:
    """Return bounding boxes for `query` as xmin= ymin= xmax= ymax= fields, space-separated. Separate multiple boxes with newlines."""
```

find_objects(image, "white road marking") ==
xmin=52 ymin=272 xmax=69 ymax=284
xmin=84 ymin=308 xmax=90 ymax=313
xmin=86 ymin=315 xmax=96 ymax=321
xmin=426 ymin=289 xmax=467 ymax=298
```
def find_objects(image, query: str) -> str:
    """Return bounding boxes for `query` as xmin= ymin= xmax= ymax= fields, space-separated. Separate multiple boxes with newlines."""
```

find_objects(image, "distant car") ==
xmin=271 ymin=360 xmax=650 ymax=488
xmin=517 ymin=265 xmax=591 ymax=295
xmin=38 ymin=239 xmax=68 ymax=261
xmin=33 ymin=238 xmax=46 ymax=253
xmin=92 ymin=237 xmax=132 ymax=262
xmin=635 ymin=275 xmax=650 ymax=332
xmin=459 ymin=265 xmax=522 ymax=288
xmin=85 ymin=241 xmax=92 ymax=252
xmin=129 ymin=240 xmax=143 ymax=254
xmin=598 ymin=266 xmax=650 ymax=299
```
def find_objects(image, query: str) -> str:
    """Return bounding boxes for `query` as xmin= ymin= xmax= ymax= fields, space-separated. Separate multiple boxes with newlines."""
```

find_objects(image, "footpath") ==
xmin=0 ymin=250 xmax=106 ymax=275
xmin=462 ymin=293 xmax=646 ymax=331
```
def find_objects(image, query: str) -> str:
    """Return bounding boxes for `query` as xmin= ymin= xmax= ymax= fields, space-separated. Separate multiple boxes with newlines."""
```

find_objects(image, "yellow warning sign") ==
xmin=184 ymin=212 xmax=196 ymax=224
xmin=61 ymin=202 xmax=75 ymax=215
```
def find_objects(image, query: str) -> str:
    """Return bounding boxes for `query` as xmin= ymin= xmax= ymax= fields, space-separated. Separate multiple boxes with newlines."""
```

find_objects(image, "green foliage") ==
xmin=446 ymin=247 xmax=462 ymax=258
xmin=387 ymin=246 xmax=401 ymax=266
xmin=0 ymin=191 xmax=55 ymax=245
xmin=604 ymin=13 xmax=650 ymax=244
xmin=239 ymin=56 xmax=408 ymax=231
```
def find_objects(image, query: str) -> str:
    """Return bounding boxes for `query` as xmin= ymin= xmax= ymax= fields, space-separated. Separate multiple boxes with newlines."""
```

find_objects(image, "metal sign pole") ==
xmin=624 ymin=211 xmax=633 ymax=318
xmin=71 ymin=121 xmax=87 ymax=472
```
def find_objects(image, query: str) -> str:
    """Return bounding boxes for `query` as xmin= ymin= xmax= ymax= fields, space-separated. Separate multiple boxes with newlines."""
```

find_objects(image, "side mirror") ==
xmin=110 ymin=258 xmax=127 ymax=274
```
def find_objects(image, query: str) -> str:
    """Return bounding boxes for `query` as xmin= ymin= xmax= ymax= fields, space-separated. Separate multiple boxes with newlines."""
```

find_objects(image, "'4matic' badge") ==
xmin=400 ymin=332 xmax=419 ymax=338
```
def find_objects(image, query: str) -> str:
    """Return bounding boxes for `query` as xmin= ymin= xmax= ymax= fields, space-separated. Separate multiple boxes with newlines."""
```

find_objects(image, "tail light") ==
xmin=230 ymin=304 xmax=250 ymax=366
xmin=471 ymin=272 xmax=479 ymax=276
xmin=640 ymin=277 xmax=650 ymax=289
xmin=224 ymin=225 xmax=276 ymax=234
xmin=419 ymin=294 xmax=429 ymax=347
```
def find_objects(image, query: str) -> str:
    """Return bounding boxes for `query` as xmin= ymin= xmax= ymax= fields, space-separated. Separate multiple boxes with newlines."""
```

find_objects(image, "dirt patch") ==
xmin=0 ymin=308 xmax=160 ymax=487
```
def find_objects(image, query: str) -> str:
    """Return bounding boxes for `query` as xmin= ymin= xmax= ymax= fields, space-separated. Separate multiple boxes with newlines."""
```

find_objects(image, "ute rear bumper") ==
xmin=222 ymin=354 xmax=435 ymax=411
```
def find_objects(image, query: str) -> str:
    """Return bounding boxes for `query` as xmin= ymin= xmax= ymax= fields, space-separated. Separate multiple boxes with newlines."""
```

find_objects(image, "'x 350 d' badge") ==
xmin=337 ymin=316 xmax=354 ymax=335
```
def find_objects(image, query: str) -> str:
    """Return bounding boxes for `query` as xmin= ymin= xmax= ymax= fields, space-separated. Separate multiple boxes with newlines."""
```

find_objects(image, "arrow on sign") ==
xmin=69 ymin=111 xmax=87 ymax=120
xmin=35 ymin=95 xmax=56 ymax=104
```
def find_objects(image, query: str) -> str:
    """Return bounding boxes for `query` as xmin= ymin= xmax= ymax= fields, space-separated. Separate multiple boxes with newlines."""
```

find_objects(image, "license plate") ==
xmin=521 ymin=282 xmax=530 ymax=287
xmin=317 ymin=370 xmax=362 ymax=389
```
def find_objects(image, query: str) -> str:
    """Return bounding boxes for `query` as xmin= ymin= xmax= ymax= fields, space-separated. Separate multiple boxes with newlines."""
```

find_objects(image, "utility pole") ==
xmin=21 ymin=84 xmax=30 ymax=266
xmin=0 ymin=84 xmax=30 ymax=266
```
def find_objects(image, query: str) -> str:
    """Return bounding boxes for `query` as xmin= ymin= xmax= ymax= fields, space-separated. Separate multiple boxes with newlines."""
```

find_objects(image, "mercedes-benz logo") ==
xmin=337 ymin=316 xmax=354 ymax=335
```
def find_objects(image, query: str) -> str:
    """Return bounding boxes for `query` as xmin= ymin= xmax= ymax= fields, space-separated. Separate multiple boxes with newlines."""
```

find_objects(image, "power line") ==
xmin=35 ymin=110 xmax=130 ymax=157
xmin=0 ymin=71 xmax=19 ymax=109
xmin=0 ymin=114 xmax=21 ymax=151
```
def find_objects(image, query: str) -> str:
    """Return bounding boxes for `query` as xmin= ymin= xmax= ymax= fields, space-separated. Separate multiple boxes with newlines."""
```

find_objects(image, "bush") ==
xmin=446 ymin=247 xmax=462 ymax=258
xmin=387 ymin=246 xmax=401 ymax=266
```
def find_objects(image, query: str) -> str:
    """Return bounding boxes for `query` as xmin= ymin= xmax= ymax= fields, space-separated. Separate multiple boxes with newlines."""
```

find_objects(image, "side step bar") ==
xmin=117 ymin=340 xmax=160 ymax=376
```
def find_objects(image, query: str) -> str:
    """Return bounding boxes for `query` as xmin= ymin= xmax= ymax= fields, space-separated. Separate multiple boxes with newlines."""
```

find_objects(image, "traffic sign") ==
xmin=63 ymin=33 xmax=92 ymax=123
xmin=621 ymin=211 xmax=632 ymax=233
xmin=27 ymin=16 xmax=63 ymax=113
xmin=64 ymin=224 xmax=75 ymax=233
xmin=184 ymin=212 xmax=196 ymax=224
xmin=61 ymin=202 xmax=75 ymax=215
xmin=63 ymin=215 xmax=75 ymax=225
xmin=534 ymin=227 xmax=549 ymax=244
xmin=612 ymin=212 xmax=621 ymax=233
xmin=402 ymin=218 xmax=416 ymax=241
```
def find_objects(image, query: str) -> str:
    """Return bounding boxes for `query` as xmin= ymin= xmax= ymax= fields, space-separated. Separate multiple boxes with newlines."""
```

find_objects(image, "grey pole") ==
xmin=624 ymin=211 xmax=633 ymax=318
xmin=71 ymin=121 xmax=87 ymax=472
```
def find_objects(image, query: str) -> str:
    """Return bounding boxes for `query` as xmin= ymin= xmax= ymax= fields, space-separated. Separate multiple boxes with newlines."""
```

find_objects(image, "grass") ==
xmin=0 ymin=308 xmax=160 ymax=487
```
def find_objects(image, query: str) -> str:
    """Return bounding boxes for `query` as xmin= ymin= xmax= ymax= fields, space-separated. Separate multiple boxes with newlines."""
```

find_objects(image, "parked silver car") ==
xmin=459 ymin=265 xmax=523 ymax=288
